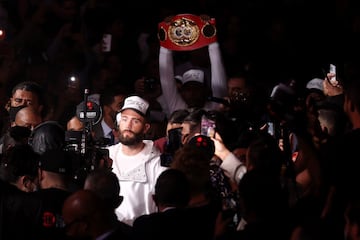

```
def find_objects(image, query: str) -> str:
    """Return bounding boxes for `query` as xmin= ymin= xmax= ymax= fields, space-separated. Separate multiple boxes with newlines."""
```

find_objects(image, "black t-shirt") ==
xmin=0 ymin=180 xmax=42 ymax=240
xmin=31 ymin=188 xmax=72 ymax=240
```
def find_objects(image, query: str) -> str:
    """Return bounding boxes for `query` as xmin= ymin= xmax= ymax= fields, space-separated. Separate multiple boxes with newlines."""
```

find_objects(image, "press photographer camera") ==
xmin=63 ymin=90 xmax=111 ymax=184
xmin=64 ymin=129 xmax=111 ymax=183
xmin=207 ymin=88 xmax=248 ymax=108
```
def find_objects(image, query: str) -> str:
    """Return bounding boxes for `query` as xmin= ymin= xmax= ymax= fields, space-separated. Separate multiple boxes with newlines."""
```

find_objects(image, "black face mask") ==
xmin=9 ymin=126 xmax=32 ymax=142
xmin=8 ymin=105 xmax=26 ymax=122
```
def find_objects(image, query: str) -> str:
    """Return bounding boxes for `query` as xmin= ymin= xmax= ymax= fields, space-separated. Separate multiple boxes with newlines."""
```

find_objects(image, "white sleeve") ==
xmin=220 ymin=152 xmax=247 ymax=184
xmin=208 ymin=42 xmax=227 ymax=98
xmin=159 ymin=46 xmax=187 ymax=114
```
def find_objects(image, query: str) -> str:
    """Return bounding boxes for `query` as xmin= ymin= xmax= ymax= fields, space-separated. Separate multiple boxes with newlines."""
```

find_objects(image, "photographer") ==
xmin=154 ymin=108 xmax=189 ymax=155
xmin=217 ymin=71 xmax=268 ymax=134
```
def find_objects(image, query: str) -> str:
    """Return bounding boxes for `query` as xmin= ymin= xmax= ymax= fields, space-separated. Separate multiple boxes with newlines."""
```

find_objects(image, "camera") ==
xmin=64 ymin=89 xmax=108 ymax=184
xmin=64 ymin=128 xmax=111 ymax=184
xmin=229 ymin=88 xmax=248 ymax=105
xmin=160 ymin=127 xmax=183 ymax=167
xmin=76 ymin=99 xmax=102 ymax=125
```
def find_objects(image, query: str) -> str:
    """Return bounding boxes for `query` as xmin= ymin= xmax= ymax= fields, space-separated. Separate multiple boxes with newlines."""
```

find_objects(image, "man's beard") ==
xmin=118 ymin=129 xmax=143 ymax=146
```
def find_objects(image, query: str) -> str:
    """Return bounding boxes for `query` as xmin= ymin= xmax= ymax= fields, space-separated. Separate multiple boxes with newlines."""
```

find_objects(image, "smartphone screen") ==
xmin=329 ymin=64 xmax=337 ymax=86
xmin=102 ymin=34 xmax=112 ymax=52
xmin=201 ymin=115 xmax=216 ymax=138
xmin=267 ymin=122 xmax=275 ymax=137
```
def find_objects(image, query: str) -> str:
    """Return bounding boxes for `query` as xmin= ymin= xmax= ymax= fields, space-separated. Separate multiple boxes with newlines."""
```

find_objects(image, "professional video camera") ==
xmin=64 ymin=89 xmax=110 ymax=184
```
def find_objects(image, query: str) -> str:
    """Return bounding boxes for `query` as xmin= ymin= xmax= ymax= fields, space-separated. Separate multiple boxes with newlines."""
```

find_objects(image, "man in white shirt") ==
xmin=107 ymin=95 xmax=168 ymax=225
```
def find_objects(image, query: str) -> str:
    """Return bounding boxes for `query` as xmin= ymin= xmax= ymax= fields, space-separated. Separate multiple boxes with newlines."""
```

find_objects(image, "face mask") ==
xmin=9 ymin=105 xmax=26 ymax=122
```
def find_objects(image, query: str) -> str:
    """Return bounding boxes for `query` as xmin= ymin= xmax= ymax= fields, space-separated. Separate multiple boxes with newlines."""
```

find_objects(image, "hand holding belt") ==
xmin=158 ymin=13 xmax=217 ymax=51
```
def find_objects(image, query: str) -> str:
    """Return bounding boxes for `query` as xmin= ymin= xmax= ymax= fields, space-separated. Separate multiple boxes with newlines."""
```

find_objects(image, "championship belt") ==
xmin=158 ymin=14 xmax=217 ymax=51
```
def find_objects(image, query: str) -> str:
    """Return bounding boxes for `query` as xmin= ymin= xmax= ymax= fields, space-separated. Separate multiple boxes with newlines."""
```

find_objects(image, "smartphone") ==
xmin=102 ymin=34 xmax=112 ymax=52
xmin=267 ymin=122 xmax=275 ymax=137
xmin=201 ymin=115 xmax=216 ymax=138
xmin=329 ymin=64 xmax=337 ymax=86
xmin=167 ymin=127 xmax=182 ymax=153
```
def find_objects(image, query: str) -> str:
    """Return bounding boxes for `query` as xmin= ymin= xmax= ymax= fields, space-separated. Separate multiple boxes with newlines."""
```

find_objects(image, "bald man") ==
xmin=62 ymin=189 xmax=133 ymax=240
xmin=0 ymin=106 xmax=42 ymax=152
xmin=66 ymin=116 xmax=84 ymax=131
xmin=14 ymin=106 xmax=42 ymax=130
xmin=0 ymin=81 xmax=45 ymax=152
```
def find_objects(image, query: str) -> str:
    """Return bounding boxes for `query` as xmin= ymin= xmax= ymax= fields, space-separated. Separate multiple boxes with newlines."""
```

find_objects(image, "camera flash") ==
xmin=0 ymin=29 xmax=5 ymax=40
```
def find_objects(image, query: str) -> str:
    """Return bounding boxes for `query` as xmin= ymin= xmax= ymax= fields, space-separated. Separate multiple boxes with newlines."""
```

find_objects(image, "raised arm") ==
xmin=212 ymin=133 xmax=246 ymax=184
xmin=159 ymin=46 xmax=187 ymax=115
xmin=208 ymin=42 xmax=227 ymax=99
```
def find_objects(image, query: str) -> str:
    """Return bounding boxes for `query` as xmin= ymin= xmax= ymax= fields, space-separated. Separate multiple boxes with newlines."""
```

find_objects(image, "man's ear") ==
xmin=143 ymin=122 xmax=151 ymax=133
xmin=15 ymin=175 xmax=26 ymax=191
xmin=22 ymin=175 xmax=34 ymax=192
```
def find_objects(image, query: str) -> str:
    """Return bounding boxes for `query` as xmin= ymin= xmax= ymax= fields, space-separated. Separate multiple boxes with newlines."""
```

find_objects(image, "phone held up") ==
xmin=201 ymin=115 xmax=216 ymax=138
xmin=326 ymin=63 xmax=343 ymax=88
xmin=102 ymin=34 xmax=112 ymax=52
xmin=68 ymin=74 xmax=79 ymax=89
xmin=328 ymin=64 xmax=337 ymax=86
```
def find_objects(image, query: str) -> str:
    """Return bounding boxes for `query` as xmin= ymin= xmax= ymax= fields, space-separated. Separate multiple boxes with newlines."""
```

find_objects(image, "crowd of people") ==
xmin=1 ymin=0 xmax=360 ymax=240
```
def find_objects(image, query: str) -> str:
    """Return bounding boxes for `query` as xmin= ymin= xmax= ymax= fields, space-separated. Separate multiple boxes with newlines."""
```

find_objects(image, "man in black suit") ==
xmin=132 ymin=168 xmax=194 ymax=240
xmin=0 ymin=144 xmax=42 ymax=240
xmin=62 ymin=169 xmax=133 ymax=240
xmin=62 ymin=188 xmax=133 ymax=240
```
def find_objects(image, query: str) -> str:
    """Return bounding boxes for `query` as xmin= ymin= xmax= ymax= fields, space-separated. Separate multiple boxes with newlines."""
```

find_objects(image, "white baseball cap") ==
xmin=182 ymin=69 xmax=204 ymax=84
xmin=119 ymin=95 xmax=149 ymax=117
xmin=306 ymin=78 xmax=324 ymax=92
